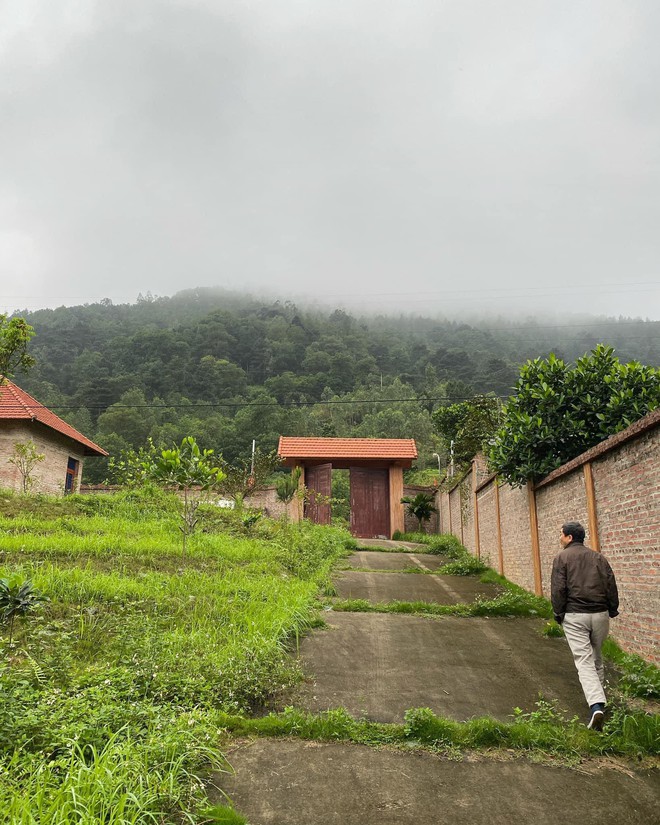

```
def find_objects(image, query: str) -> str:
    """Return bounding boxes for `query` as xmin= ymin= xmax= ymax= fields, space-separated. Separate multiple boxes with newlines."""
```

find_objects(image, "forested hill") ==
xmin=14 ymin=288 xmax=660 ymax=481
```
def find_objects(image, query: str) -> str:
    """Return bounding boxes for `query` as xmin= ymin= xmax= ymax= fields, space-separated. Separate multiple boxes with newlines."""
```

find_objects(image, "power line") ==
xmin=0 ymin=395 xmax=507 ymax=413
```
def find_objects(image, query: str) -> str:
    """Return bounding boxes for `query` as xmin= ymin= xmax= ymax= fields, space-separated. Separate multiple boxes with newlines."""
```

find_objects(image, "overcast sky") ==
xmin=1 ymin=0 xmax=659 ymax=318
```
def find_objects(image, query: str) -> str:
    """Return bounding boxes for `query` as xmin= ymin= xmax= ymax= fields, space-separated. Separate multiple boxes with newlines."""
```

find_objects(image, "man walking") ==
xmin=551 ymin=521 xmax=619 ymax=732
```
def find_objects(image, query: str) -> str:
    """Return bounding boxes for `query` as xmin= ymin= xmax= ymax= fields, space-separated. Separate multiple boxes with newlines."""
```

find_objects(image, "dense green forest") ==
xmin=12 ymin=288 xmax=660 ymax=482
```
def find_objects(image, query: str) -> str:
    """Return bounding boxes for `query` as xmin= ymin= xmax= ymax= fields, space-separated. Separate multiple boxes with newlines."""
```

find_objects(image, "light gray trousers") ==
xmin=563 ymin=611 xmax=609 ymax=706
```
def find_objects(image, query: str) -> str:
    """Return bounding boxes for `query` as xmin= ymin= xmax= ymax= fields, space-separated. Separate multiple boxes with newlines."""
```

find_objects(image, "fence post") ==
xmin=472 ymin=461 xmax=481 ymax=559
xmin=448 ymin=489 xmax=453 ymax=536
xmin=583 ymin=462 xmax=601 ymax=552
xmin=527 ymin=480 xmax=543 ymax=596
xmin=458 ymin=484 xmax=464 ymax=544
xmin=494 ymin=477 xmax=504 ymax=576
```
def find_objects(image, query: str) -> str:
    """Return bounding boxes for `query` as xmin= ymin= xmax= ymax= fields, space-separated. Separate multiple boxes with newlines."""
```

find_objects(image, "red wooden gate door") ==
xmin=305 ymin=463 xmax=332 ymax=524
xmin=350 ymin=468 xmax=390 ymax=538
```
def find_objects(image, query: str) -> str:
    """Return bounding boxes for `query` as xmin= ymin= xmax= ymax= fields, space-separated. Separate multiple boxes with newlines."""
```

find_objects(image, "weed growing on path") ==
xmin=214 ymin=702 xmax=658 ymax=760
xmin=394 ymin=532 xmax=465 ymax=558
xmin=328 ymin=590 xmax=552 ymax=619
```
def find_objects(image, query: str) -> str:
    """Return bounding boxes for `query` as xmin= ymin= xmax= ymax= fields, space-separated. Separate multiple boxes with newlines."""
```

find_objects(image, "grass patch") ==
xmin=438 ymin=556 xmax=488 ymax=576
xmin=391 ymin=532 xmax=465 ymax=557
xmin=215 ymin=701 xmax=659 ymax=759
xmin=541 ymin=620 xmax=565 ymax=638
xmin=201 ymin=804 xmax=249 ymax=825
xmin=0 ymin=491 xmax=352 ymax=823
xmin=328 ymin=589 xmax=552 ymax=618
xmin=602 ymin=639 xmax=660 ymax=700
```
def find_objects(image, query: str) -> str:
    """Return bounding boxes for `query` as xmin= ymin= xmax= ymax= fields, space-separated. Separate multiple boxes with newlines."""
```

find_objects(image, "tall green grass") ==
xmin=0 ymin=491 xmax=351 ymax=823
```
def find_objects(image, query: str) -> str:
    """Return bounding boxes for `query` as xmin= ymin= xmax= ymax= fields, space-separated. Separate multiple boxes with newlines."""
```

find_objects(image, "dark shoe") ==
xmin=587 ymin=706 xmax=605 ymax=731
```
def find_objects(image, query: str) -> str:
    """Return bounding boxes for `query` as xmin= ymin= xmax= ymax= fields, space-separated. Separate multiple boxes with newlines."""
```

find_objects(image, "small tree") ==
xmin=275 ymin=468 xmax=302 ymax=523
xmin=221 ymin=448 xmax=282 ymax=510
xmin=146 ymin=437 xmax=226 ymax=555
xmin=0 ymin=315 xmax=35 ymax=382
xmin=105 ymin=439 xmax=159 ymax=487
xmin=401 ymin=492 xmax=438 ymax=533
xmin=432 ymin=395 xmax=501 ymax=471
xmin=8 ymin=441 xmax=45 ymax=493
xmin=0 ymin=576 xmax=48 ymax=647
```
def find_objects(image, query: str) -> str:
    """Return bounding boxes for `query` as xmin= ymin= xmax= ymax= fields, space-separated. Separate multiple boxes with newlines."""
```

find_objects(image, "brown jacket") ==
xmin=551 ymin=541 xmax=619 ymax=623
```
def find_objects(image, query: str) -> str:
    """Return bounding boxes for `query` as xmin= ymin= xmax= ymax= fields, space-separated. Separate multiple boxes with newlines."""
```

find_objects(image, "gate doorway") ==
xmin=350 ymin=468 xmax=390 ymax=539
xmin=278 ymin=437 xmax=417 ymax=540
xmin=304 ymin=463 xmax=332 ymax=524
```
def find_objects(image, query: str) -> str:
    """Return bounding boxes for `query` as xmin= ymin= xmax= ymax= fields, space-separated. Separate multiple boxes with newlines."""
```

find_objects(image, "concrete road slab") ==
xmin=292 ymin=613 xmax=587 ymax=722
xmin=334 ymin=570 xmax=502 ymax=604
xmin=214 ymin=739 xmax=660 ymax=825
xmin=355 ymin=539 xmax=428 ymax=551
xmin=346 ymin=551 xmax=447 ymax=571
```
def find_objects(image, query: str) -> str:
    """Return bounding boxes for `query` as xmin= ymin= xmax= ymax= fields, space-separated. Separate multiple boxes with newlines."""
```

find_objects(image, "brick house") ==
xmin=0 ymin=381 xmax=108 ymax=495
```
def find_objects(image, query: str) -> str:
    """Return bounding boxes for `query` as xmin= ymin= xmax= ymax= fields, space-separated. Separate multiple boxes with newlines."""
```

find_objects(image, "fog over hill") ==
xmin=10 ymin=288 xmax=658 ymax=483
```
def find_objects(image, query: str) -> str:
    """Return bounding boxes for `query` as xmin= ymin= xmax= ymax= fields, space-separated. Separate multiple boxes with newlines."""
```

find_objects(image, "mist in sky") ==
xmin=1 ymin=1 xmax=659 ymax=318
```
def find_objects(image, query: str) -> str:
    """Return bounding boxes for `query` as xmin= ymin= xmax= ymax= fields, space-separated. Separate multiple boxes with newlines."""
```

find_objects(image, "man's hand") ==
xmin=554 ymin=614 xmax=564 ymax=625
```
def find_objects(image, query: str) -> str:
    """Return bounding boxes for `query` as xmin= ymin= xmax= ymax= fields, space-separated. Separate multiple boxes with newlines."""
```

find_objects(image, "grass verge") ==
xmin=215 ymin=702 xmax=659 ymax=760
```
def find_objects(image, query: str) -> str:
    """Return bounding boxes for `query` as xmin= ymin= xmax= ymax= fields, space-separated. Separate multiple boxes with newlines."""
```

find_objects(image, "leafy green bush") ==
xmin=489 ymin=346 xmax=660 ymax=486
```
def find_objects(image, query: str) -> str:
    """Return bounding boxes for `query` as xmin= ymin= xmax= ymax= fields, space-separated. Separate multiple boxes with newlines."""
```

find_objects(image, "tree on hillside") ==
xmin=432 ymin=395 xmax=501 ymax=470
xmin=0 ymin=315 xmax=35 ymax=382
xmin=489 ymin=345 xmax=660 ymax=486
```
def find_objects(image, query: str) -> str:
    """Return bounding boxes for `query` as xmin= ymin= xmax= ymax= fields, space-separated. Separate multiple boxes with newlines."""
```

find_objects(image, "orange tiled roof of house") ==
xmin=0 ymin=381 xmax=108 ymax=456
xmin=278 ymin=436 xmax=417 ymax=460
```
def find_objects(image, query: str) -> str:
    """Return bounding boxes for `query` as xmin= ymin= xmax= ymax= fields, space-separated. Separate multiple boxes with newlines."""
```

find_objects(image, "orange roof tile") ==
xmin=278 ymin=436 xmax=417 ymax=460
xmin=0 ymin=381 xmax=108 ymax=456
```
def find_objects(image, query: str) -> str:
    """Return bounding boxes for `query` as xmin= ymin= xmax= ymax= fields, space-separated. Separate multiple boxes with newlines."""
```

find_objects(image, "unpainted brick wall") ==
xmin=402 ymin=485 xmax=440 ymax=534
xmin=244 ymin=486 xmax=289 ymax=519
xmin=497 ymin=482 xmax=536 ymax=594
xmin=591 ymin=429 xmax=659 ymax=663
xmin=448 ymin=484 xmax=463 ymax=544
xmin=461 ymin=421 xmax=659 ymax=664
xmin=476 ymin=483 xmax=498 ymax=571
xmin=536 ymin=471 xmax=590 ymax=597
xmin=0 ymin=422 xmax=85 ymax=495
xmin=461 ymin=471 xmax=476 ymax=556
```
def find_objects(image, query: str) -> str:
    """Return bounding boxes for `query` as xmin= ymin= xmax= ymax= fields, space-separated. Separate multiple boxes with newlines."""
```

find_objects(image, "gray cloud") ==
xmin=1 ymin=0 xmax=659 ymax=317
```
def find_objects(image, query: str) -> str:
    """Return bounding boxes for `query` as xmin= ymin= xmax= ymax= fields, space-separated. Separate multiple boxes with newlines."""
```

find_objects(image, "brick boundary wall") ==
xmin=402 ymin=484 xmax=440 ymax=534
xmin=438 ymin=410 xmax=660 ymax=665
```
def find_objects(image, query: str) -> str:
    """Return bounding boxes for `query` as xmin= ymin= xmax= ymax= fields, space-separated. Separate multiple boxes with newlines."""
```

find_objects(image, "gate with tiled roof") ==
xmin=277 ymin=437 xmax=418 ymax=539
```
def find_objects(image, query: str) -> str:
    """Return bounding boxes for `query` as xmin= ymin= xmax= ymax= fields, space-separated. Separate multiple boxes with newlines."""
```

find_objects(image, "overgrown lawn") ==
xmin=0 ymin=489 xmax=351 ymax=823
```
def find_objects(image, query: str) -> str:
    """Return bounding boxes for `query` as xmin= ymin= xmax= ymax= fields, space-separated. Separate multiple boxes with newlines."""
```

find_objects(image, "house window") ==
xmin=65 ymin=457 xmax=79 ymax=493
